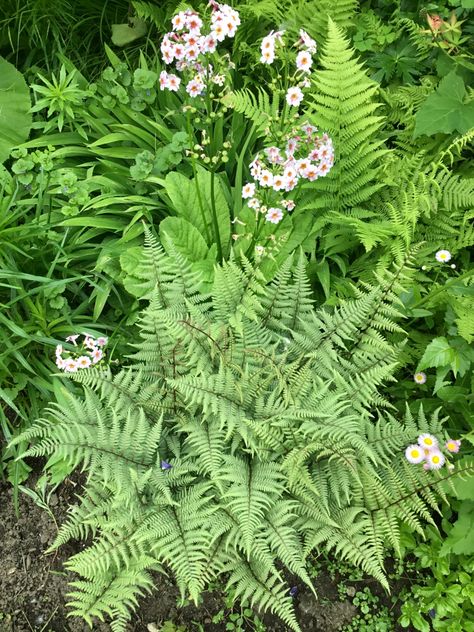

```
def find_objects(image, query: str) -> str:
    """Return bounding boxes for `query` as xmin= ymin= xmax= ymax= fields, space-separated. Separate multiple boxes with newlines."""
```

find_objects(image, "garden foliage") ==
xmin=13 ymin=233 xmax=474 ymax=631
xmin=1 ymin=0 xmax=474 ymax=630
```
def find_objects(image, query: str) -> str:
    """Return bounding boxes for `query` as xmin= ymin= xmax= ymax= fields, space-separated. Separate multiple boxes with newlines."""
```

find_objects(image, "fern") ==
xmin=221 ymin=87 xmax=280 ymax=137
xmin=287 ymin=0 xmax=358 ymax=45
xmin=303 ymin=19 xmax=388 ymax=214
xmin=13 ymin=241 xmax=474 ymax=631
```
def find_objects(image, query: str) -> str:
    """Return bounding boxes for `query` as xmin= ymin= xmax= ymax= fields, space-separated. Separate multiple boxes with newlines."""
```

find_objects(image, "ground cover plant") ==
xmin=1 ymin=0 xmax=473 ymax=631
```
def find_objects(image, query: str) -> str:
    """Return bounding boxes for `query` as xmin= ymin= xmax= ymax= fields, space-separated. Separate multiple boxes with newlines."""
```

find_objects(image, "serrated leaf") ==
xmin=414 ymin=72 xmax=474 ymax=138
xmin=418 ymin=337 xmax=455 ymax=371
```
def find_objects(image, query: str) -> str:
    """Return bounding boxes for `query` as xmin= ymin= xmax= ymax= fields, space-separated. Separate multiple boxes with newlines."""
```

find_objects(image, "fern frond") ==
xmin=305 ymin=19 xmax=388 ymax=214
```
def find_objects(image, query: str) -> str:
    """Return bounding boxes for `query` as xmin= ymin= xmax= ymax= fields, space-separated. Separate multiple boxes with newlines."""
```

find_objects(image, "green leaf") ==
xmin=414 ymin=72 xmax=474 ymax=138
xmin=418 ymin=337 xmax=456 ymax=371
xmin=160 ymin=217 xmax=216 ymax=285
xmin=440 ymin=501 xmax=474 ymax=555
xmin=0 ymin=57 xmax=32 ymax=164
xmin=111 ymin=18 xmax=147 ymax=46
xmin=164 ymin=169 xmax=230 ymax=256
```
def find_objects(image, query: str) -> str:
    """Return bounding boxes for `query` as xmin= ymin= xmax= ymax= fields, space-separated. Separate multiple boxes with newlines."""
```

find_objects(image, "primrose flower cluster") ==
xmin=159 ymin=2 xmax=240 ymax=96
xmin=242 ymin=124 xmax=334 ymax=224
xmin=261 ymin=29 xmax=317 ymax=107
xmin=55 ymin=333 xmax=107 ymax=373
xmin=405 ymin=433 xmax=461 ymax=471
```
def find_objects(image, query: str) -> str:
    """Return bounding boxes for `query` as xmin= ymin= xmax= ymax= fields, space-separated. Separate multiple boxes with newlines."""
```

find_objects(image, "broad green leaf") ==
xmin=111 ymin=18 xmax=147 ymax=46
xmin=440 ymin=501 xmax=474 ymax=555
xmin=414 ymin=72 xmax=474 ymax=138
xmin=164 ymin=169 xmax=230 ymax=256
xmin=160 ymin=216 xmax=217 ymax=285
xmin=196 ymin=167 xmax=231 ymax=258
xmin=0 ymin=57 xmax=32 ymax=163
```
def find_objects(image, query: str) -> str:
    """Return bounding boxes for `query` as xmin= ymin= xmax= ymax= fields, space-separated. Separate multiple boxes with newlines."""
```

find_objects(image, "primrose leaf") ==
xmin=111 ymin=18 xmax=147 ymax=46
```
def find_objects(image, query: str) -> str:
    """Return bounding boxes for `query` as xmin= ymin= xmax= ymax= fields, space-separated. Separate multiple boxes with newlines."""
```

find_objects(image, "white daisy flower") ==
xmin=445 ymin=439 xmax=461 ymax=453
xmin=435 ymin=250 xmax=451 ymax=263
xmin=413 ymin=372 xmax=427 ymax=384
xmin=418 ymin=433 xmax=438 ymax=450
xmin=405 ymin=444 xmax=425 ymax=464
xmin=426 ymin=450 xmax=445 ymax=470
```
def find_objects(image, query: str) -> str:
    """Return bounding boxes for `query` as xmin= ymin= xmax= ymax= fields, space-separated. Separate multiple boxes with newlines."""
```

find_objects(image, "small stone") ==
xmin=346 ymin=586 xmax=356 ymax=598
xmin=50 ymin=493 xmax=58 ymax=506
xmin=147 ymin=625 xmax=159 ymax=632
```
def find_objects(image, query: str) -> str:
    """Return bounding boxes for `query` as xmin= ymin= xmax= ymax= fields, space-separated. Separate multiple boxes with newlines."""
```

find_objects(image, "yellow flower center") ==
xmin=411 ymin=450 xmax=420 ymax=458
xmin=432 ymin=455 xmax=440 ymax=464
xmin=425 ymin=438 xmax=433 ymax=446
